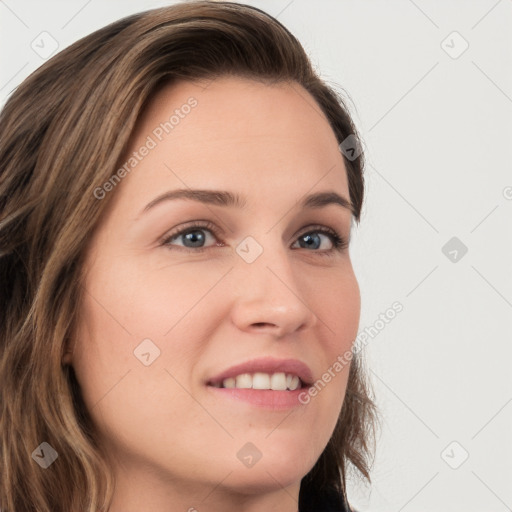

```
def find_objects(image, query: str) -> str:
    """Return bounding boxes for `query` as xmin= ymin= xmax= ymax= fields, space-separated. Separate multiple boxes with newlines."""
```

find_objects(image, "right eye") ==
xmin=161 ymin=221 xmax=224 ymax=252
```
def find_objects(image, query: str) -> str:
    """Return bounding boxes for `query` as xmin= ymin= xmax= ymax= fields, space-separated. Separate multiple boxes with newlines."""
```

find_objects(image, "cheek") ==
xmin=311 ymin=264 xmax=361 ymax=351
xmin=72 ymin=257 xmax=227 ymax=398
xmin=83 ymin=254 xmax=225 ymax=338
xmin=71 ymin=261 xmax=217 ymax=456
xmin=305 ymin=267 xmax=360 ymax=419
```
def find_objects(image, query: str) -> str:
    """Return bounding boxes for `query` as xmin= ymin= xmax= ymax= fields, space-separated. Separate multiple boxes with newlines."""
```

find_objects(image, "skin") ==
xmin=64 ymin=76 xmax=361 ymax=512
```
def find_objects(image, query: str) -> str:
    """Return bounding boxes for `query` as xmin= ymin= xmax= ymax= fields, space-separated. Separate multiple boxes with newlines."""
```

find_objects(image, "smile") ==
xmin=208 ymin=372 xmax=304 ymax=391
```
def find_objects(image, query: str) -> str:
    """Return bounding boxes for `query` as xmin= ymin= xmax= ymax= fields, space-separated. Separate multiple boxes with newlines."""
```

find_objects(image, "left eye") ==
xmin=291 ymin=231 xmax=336 ymax=250
xmin=161 ymin=222 xmax=346 ymax=253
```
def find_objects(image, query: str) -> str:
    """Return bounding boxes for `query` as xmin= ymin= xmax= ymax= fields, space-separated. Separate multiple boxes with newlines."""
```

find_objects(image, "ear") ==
xmin=61 ymin=337 xmax=75 ymax=365
xmin=62 ymin=350 xmax=73 ymax=365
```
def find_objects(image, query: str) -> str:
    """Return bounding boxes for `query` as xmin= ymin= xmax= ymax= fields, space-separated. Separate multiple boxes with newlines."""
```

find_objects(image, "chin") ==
xmin=219 ymin=438 xmax=319 ymax=492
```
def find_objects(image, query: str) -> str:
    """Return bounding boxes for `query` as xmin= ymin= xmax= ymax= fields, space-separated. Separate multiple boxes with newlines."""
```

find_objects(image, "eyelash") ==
xmin=160 ymin=220 xmax=348 ymax=256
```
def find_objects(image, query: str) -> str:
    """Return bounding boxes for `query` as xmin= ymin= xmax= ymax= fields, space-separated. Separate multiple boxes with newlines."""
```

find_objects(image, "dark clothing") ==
xmin=298 ymin=484 xmax=354 ymax=512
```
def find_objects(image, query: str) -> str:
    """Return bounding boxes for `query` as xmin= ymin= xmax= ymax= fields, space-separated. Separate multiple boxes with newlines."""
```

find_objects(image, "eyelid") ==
xmin=294 ymin=224 xmax=349 ymax=253
xmin=160 ymin=220 xmax=222 ymax=245
xmin=160 ymin=220 xmax=348 ymax=254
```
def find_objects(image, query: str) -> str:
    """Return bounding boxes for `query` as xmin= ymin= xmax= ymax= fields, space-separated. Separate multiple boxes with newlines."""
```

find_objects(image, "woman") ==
xmin=0 ymin=2 xmax=378 ymax=511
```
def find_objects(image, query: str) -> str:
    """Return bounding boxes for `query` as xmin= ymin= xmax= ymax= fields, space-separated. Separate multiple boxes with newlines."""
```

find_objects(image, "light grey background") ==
xmin=1 ymin=1 xmax=511 ymax=510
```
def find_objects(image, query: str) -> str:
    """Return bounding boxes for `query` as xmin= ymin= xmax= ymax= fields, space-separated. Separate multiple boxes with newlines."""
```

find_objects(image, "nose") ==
xmin=230 ymin=242 xmax=318 ymax=339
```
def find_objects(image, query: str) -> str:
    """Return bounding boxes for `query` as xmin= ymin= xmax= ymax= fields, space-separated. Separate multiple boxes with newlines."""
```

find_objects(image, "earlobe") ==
xmin=61 ymin=338 xmax=75 ymax=365
xmin=61 ymin=351 xmax=73 ymax=365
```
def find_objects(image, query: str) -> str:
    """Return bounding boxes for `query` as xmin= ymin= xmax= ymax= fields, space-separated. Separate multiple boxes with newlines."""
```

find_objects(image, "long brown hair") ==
xmin=0 ymin=2 xmax=378 ymax=510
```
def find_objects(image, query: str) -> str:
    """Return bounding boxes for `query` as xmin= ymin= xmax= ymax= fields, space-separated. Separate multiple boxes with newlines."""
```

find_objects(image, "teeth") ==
xmin=270 ymin=372 xmax=287 ymax=391
xmin=287 ymin=375 xmax=300 ymax=391
xmin=223 ymin=377 xmax=236 ymax=388
xmin=252 ymin=372 xmax=270 ymax=389
xmin=219 ymin=372 xmax=302 ymax=390
xmin=235 ymin=374 xmax=252 ymax=389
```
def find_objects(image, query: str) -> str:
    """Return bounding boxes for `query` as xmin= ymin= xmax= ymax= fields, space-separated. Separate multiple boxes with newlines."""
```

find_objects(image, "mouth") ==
xmin=206 ymin=371 xmax=310 ymax=391
xmin=204 ymin=357 xmax=314 ymax=409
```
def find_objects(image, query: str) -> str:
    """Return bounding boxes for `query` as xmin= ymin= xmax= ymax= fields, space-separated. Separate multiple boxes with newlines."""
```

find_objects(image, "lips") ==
xmin=206 ymin=356 xmax=314 ymax=388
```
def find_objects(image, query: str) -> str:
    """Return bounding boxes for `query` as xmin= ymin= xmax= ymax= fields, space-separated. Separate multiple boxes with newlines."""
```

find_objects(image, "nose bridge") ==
xmin=230 ymin=233 xmax=317 ymax=336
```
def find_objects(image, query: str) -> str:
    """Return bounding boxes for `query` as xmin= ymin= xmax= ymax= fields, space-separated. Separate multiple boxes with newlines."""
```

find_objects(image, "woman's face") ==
xmin=67 ymin=76 xmax=360 ymax=510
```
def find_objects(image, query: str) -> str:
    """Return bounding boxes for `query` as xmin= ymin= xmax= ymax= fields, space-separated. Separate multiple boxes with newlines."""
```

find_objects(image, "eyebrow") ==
xmin=142 ymin=188 xmax=355 ymax=216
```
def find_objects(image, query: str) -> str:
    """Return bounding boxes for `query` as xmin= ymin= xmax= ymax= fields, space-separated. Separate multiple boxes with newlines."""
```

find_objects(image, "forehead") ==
xmin=111 ymin=76 xmax=349 ymax=213
xmin=136 ymin=75 xmax=341 ymax=152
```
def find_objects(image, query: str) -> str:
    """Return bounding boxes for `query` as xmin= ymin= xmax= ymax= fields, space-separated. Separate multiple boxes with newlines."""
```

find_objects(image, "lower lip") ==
xmin=206 ymin=385 xmax=310 ymax=410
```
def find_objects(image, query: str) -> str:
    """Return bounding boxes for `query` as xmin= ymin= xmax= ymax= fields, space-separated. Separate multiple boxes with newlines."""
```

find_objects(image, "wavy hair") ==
xmin=0 ymin=1 xmax=378 ymax=510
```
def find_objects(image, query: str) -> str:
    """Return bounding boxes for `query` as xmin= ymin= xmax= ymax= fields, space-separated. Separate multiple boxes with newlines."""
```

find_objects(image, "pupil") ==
xmin=184 ymin=230 xmax=205 ymax=247
xmin=301 ymin=233 xmax=320 ymax=249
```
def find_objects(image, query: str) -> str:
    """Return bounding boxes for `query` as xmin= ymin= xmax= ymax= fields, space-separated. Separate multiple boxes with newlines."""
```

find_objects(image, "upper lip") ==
xmin=206 ymin=357 xmax=314 ymax=386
